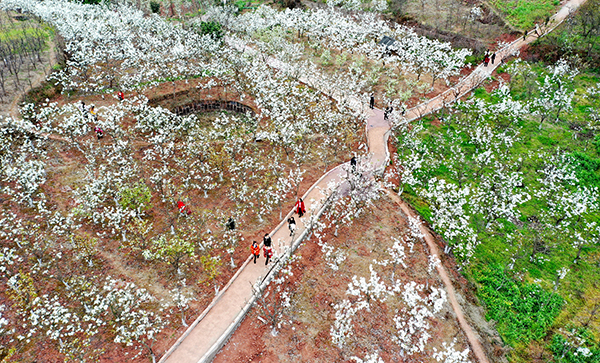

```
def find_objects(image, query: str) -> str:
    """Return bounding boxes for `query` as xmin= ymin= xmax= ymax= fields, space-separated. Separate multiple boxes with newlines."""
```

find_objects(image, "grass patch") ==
xmin=489 ymin=0 xmax=558 ymax=29
xmin=472 ymin=264 xmax=563 ymax=346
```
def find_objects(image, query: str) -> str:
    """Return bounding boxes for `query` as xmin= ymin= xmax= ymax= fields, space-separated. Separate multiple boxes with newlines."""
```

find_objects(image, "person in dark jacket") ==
xmin=226 ymin=217 xmax=235 ymax=230
xmin=263 ymin=233 xmax=272 ymax=247
xmin=288 ymin=216 xmax=296 ymax=236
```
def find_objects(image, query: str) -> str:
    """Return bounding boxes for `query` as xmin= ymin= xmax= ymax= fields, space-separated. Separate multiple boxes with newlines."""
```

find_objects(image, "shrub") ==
xmin=119 ymin=182 xmax=152 ymax=211
xmin=198 ymin=21 xmax=223 ymax=40
xmin=550 ymin=328 xmax=600 ymax=363
xmin=472 ymin=264 xmax=563 ymax=346
xmin=150 ymin=1 xmax=161 ymax=14
xmin=570 ymin=152 xmax=600 ymax=187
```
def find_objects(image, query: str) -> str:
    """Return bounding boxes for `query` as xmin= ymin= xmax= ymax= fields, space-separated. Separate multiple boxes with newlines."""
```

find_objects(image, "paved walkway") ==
xmin=159 ymin=0 xmax=586 ymax=361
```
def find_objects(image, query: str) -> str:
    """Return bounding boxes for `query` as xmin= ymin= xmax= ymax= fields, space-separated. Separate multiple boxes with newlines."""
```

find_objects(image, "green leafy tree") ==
xmin=150 ymin=1 xmax=161 ymax=14
xmin=119 ymin=182 xmax=152 ymax=211
xmin=143 ymin=234 xmax=195 ymax=274
xmin=198 ymin=21 xmax=223 ymax=40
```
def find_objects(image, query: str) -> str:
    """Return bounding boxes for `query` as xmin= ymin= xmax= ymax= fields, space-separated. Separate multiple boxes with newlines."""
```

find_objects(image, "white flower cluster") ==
xmin=102 ymin=278 xmax=164 ymax=348
xmin=531 ymin=59 xmax=579 ymax=125
xmin=471 ymin=162 xmax=531 ymax=226
xmin=535 ymin=151 xmax=599 ymax=227
xmin=321 ymin=243 xmax=348 ymax=271
xmin=347 ymin=265 xmax=391 ymax=302
xmin=0 ymin=115 xmax=47 ymax=207
xmin=0 ymin=305 xmax=9 ymax=336
xmin=0 ymin=247 xmax=21 ymax=275
xmin=327 ymin=0 xmax=388 ymax=12
xmin=432 ymin=339 xmax=472 ymax=363
xmin=331 ymin=239 xmax=448 ymax=356
xmin=1 ymin=0 xmax=223 ymax=92
xmin=392 ymin=281 xmax=447 ymax=355
xmin=421 ymin=177 xmax=478 ymax=261
xmin=216 ymin=4 xmax=470 ymax=86
xmin=375 ymin=236 xmax=409 ymax=272
xmin=351 ymin=352 xmax=386 ymax=363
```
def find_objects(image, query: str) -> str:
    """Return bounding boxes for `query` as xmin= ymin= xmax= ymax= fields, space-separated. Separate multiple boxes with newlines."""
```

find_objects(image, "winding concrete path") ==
xmin=158 ymin=0 xmax=587 ymax=361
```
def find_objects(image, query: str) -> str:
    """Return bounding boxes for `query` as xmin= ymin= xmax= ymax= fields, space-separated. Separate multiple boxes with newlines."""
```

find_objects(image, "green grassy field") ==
xmin=489 ymin=0 xmax=558 ymax=29
xmin=397 ymin=61 xmax=600 ymax=361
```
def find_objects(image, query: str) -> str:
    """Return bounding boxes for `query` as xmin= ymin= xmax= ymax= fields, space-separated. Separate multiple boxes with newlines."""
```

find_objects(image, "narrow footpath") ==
xmin=159 ymin=0 xmax=587 ymax=361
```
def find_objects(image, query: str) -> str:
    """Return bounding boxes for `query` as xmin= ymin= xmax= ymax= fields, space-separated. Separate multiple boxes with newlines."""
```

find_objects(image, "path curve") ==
xmin=159 ymin=0 xmax=587 ymax=361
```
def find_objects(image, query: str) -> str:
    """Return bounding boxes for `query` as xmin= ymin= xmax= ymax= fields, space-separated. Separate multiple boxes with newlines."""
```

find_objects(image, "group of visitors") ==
xmin=252 ymin=233 xmax=273 ymax=265
xmin=250 ymin=198 xmax=306 ymax=265
xmin=384 ymin=105 xmax=394 ymax=121
xmin=79 ymin=91 xmax=125 ymax=141
xmin=483 ymin=50 xmax=496 ymax=67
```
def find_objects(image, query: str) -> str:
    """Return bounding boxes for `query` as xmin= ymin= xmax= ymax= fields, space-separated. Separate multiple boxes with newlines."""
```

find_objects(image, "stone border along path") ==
xmin=159 ymin=0 xmax=588 ymax=361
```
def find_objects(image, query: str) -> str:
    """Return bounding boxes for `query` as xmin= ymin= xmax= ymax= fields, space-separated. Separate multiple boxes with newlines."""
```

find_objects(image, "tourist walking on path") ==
xmin=491 ymin=53 xmax=496 ymax=64
xmin=369 ymin=93 xmax=374 ymax=109
xmin=384 ymin=106 xmax=393 ymax=120
xmin=288 ymin=216 xmax=296 ymax=236
xmin=263 ymin=245 xmax=273 ymax=265
xmin=251 ymin=241 xmax=260 ymax=264
xmin=263 ymin=233 xmax=271 ymax=247
xmin=295 ymin=198 xmax=306 ymax=217
xmin=117 ymin=91 xmax=125 ymax=101
xmin=483 ymin=54 xmax=490 ymax=67
xmin=350 ymin=156 xmax=357 ymax=172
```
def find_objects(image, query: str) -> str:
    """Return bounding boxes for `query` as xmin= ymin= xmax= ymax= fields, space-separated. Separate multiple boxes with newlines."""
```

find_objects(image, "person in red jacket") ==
xmin=264 ymin=245 xmax=273 ymax=265
xmin=94 ymin=126 xmax=103 ymax=140
xmin=251 ymin=241 xmax=260 ymax=264
xmin=295 ymin=198 xmax=306 ymax=217
xmin=177 ymin=201 xmax=191 ymax=216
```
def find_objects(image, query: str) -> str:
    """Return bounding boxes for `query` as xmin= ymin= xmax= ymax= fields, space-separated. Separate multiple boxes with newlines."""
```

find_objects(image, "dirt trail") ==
xmin=385 ymin=190 xmax=490 ymax=363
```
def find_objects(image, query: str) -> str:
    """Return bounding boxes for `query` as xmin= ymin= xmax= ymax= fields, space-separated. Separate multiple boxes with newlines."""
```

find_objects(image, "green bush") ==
xmin=119 ymin=182 xmax=152 ymax=211
xmin=198 ymin=21 xmax=223 ymax=40
xmin=472 ymin=264 xmax=563 ymax=346
xmin=550 ymin=328 xmax=600 ymax=363
xmin=570 ymin=152 xmax=600 ymax=187
xmin=593 ymin=135 xmax=600 ymax=155
xmin=150 ymin=1 xmax=161 ymax=14
xmin=235 ymin=0 xmax=246 ymax=12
